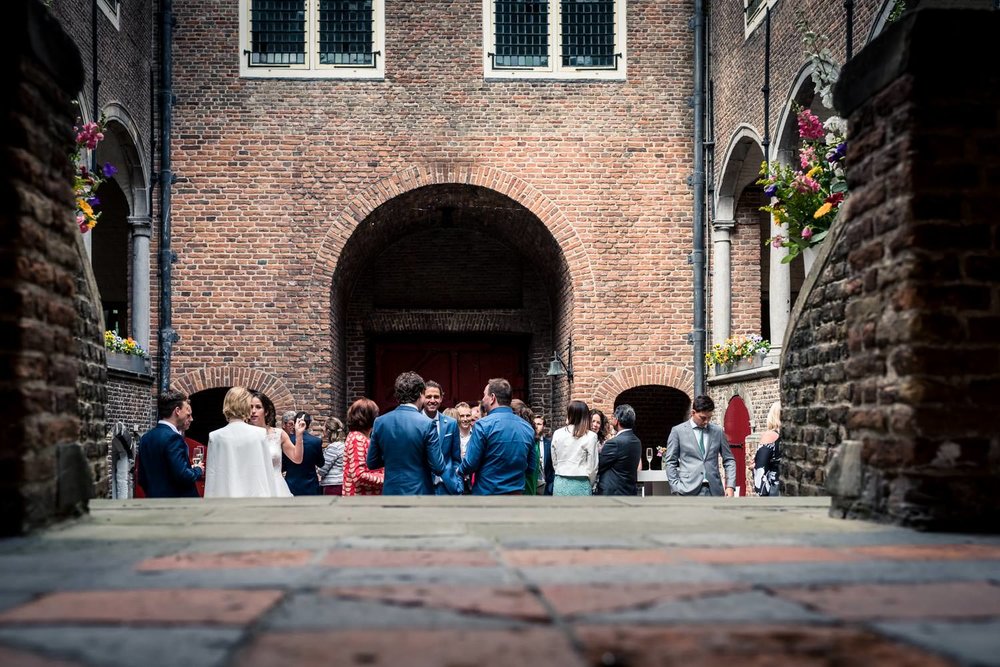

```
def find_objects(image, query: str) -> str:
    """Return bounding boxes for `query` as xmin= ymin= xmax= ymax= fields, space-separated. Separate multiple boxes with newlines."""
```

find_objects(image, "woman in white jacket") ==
xmin=551 ymin=400 xmax=599 ymax=496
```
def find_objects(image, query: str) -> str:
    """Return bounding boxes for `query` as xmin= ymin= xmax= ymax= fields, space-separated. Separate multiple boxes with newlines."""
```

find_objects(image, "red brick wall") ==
xmin=731 ymin=187 xmax=766 ymax=336
xmin=166 ymin=0 xmax=698 ymax=420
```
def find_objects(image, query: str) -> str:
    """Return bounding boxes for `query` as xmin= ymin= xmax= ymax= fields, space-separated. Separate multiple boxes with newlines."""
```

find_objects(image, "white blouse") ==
xmin=551 ymin=426 xmax=599 ymax=483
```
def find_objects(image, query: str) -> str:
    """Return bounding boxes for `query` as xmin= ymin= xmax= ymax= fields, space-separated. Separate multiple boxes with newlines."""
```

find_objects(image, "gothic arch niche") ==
xmin=613 ymin=385 xmax=690 ymax=471
xmin=90 ymin=177 xmax=129 ymax=335
xmin=330 ymin=184 xmax=576 ymax=418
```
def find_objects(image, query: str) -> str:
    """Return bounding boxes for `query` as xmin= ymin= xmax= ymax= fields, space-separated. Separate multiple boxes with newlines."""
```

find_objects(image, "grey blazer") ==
xmin=664 ymin=421 xmax=737 ymax=496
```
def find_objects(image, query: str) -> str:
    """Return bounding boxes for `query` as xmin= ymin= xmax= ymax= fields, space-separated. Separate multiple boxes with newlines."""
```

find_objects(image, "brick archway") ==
xmin=311 ymin=163 xmax=596 ymax=301
xmin=171 ymin=367 xmax=295 ymax=415
xmin=591 ymin=364 xmax=695 ymax=412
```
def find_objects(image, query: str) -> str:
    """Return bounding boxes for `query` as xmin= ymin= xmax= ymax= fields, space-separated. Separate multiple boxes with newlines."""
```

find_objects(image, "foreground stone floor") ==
xmin=0 ymin=496 xmax=999 ymax=666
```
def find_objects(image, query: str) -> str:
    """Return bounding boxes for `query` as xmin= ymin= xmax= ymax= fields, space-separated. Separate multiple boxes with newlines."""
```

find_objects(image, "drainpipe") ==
xmin=157 ymin=0 xmax=178 ymax=395
xmin=90 ymin=0 xmax=99 ymax=165
xmin=691 ymin=0 xmax=707 ymax=396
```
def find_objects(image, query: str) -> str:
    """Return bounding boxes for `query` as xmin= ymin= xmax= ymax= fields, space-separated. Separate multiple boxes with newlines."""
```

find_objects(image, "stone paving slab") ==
xmin=0 ymin=497 xmax=997 ymax=665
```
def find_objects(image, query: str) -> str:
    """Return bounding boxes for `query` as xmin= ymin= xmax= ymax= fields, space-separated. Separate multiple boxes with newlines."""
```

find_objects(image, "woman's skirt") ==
xmin=553 ymin=475 xmax=592 ymax=496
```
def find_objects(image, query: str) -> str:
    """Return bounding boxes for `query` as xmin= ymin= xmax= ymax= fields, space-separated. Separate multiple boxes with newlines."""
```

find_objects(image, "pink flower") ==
xmin=792 ymin=173 xmax=820 ymax=193
xmin=797 ymin=109 xmax=825 ymax=140
xmin=771 ymin=235 xmax=785 ymax=249
xmin=799 ymin=145 xmax=816 ymax=169
xmin=801 ymin=227 xmax=814 ymax=239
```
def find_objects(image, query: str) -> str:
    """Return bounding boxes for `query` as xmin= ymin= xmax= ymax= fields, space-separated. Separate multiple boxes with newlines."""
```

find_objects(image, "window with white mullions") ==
xmin=484 ymin=0 xmax=625 ymax=80
xmin=250 ymin=0 xmax=306 ymax=66
xmin=560 ymin=0 xmax=616 ymax=68
xmin=318 ymin=0 xmax=375 ymax=66
xmin=241 ymin=0 xmax=384 ymax=78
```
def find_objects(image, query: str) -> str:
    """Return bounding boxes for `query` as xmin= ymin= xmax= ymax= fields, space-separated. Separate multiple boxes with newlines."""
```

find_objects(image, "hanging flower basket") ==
xmin=107 ymin=350 xmax=149 ymax=374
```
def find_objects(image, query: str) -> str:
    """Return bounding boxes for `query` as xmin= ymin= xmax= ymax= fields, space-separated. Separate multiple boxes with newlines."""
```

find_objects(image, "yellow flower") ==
xmin=814 ymin=202 xmax=833 ymax=218
xmin=807 ymin=166 xmax=822 ymax=179
xmin=78 ymin=199 xmax=94 ymax=216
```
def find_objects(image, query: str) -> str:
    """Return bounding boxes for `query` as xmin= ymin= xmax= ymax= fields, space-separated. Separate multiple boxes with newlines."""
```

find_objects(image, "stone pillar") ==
xmin=782 ymin=8 xmax=1000 ymax=530
xmin=768 ymin=233 xmax=790 ymax=353
xmin=129 ymin=215 xmax=152 ymax=349
xmin=710 ymin=219 xmax=734 ymax=345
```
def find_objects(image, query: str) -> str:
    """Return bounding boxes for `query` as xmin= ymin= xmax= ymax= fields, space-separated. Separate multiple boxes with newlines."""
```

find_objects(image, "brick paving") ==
xmin=0 ymin=496 xmax=997 ymax=666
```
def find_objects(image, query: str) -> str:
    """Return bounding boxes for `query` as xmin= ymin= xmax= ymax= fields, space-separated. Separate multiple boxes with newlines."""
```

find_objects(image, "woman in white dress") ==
xmin=551 ymin=400 xmax=599 ymax=496
xmin=249 ymin=390 xmax=304 ymax=497
xmin=204 ymin=386 xmax=302 ymax=498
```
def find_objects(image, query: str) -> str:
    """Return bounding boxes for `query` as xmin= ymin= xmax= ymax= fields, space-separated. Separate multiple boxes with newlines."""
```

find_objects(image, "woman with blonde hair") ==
xmin=318 ymin=417 xmax=347 ymax=496
xmin=551 ymin=400 xmax=599 ymax=496
xmin=206 ymin=386 xmax=303 ymax=497
xmin=753 ymin=401 xmax=782 ymax=497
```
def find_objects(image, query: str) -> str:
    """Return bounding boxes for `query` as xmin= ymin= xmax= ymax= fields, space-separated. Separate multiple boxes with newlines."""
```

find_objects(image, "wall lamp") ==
xmin=546 ymin=340 xmax=574 ymax=382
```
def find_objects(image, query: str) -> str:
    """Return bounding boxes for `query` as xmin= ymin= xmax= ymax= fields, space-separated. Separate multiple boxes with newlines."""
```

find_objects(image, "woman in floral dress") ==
xmin=342 ymin=398 xmax=384 ymax=496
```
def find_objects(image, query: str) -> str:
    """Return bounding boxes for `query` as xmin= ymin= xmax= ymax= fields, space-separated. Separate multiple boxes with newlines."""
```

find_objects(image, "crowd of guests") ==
xmin=137 ymin=371 xmax=781 ymax=499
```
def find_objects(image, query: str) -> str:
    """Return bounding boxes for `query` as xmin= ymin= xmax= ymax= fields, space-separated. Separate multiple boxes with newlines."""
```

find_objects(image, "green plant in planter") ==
xmin=705 ymin=334 xmax=770 ymax=369
xmin=104 ymin=330 xmax=147 ymax=357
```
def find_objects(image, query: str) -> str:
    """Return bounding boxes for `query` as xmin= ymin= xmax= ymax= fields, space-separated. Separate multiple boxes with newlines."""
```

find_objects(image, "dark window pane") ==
xmin=319 ymin=0 xmax=375 ymax=66
xmin=560 ymin=0 xmax=615 ymax=68
xmin=746 ymin=0 xmax=765 ymax=19
xmin=494 ymin=1 xmax=549 ymax=68
xmin=250 ymin=0 xmax=306 ymax=65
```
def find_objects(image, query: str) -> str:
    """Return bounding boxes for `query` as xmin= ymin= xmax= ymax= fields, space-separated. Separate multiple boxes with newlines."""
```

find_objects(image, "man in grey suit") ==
xmin=665 ymin=395 xmax=736 ymax=497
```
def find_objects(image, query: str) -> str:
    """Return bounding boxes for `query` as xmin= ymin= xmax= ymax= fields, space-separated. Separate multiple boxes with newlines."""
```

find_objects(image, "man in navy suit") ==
xmin=422 ymin=380 xmax=462 ymax=495
xmin=137 ymin=390 xmax=204 ymax=498
xmin=368 ymin=371 xmax=452 ymax=495
xmin=282 ymin=411 xmax=325 ymax=495
xmin=532 ymin=415 xmax=555 ymax=495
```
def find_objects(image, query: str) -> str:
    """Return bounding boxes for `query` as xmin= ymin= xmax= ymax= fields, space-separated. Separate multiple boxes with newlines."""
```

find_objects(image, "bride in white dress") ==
xmin=248 ymin=391 xmax=304 ymax=497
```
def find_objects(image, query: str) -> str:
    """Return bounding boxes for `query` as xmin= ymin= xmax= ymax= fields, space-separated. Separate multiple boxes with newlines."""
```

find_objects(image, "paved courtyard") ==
xmin=0 ymin=497 xmax=999 ymax=666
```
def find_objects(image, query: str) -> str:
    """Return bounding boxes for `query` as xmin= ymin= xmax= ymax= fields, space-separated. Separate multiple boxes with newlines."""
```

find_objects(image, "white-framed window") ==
xmin=98 ymin=0 xmax=120 ymax=30
xmin=483 ymin=0 xmax=626 ymax=81
xmin=744 ymin=0 xmax=778 ymax=38
xmin=239 ymin=0 xmax=385 ymax=79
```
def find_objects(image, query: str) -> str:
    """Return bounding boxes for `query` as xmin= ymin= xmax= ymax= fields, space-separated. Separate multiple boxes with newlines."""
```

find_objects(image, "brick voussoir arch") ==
xmin=590 ymin=365 xmax=696 ymax=412
xmin=310 ymin=163 xmax=597 ymax=298
xmin=171 ymin=367 xmax=295 ymax=416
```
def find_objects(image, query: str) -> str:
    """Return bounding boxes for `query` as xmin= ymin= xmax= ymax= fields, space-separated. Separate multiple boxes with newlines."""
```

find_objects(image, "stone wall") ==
xmin=1 ymin=0 xmax=96 ymax=535
xmin=782 ymin=8 xmax=1000 ymax=530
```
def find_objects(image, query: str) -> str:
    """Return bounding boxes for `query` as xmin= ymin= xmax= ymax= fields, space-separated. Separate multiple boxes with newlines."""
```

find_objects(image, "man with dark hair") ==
xmin=282 ymin=410 xmax=325 ymax=495
xmin=596 ymin=404 xmax=642 ymax=496
xmin=137 ymin=390 xmax=203 ymax=498
xmin=533 ymin=414 xmax=554 ymax=495
xmin=664 ymin=395 xmax=736 ymax=497
xmin=422 ymin=380 xmax=461 ymax=495
xmin=454 ymin=378 xmax=535 ymax=495
xmin=367 ymin=371 xmax=452 ymax=495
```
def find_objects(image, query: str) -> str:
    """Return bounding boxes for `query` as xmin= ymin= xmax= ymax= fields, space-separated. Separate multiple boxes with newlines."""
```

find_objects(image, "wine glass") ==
xmin=645 ymin=447 xmax=653 ymax=470
xmin=192 ymin=445 xmax=205 ymax=467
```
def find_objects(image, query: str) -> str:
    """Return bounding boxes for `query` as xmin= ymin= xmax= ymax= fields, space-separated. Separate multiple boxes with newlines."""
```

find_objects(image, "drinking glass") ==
xmin=192 ymin=445 xmax=205 ymax=467
xmin=645 ymin=447 xmax=653 ymax=470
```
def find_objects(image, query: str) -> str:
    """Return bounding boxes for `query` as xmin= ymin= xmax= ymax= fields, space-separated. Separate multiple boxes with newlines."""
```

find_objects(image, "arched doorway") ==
xmin=331 ymin=184 xmax=574 ymax=417
xmin=186 ymin=387 xmax=230 ymax=448
xmin=723 ymin=395 xmax=752 ymax=494
xmin=613 ymin=385 xmax=690 ymax=471
xmin=91 ymin=178 xmax=130 ymax=336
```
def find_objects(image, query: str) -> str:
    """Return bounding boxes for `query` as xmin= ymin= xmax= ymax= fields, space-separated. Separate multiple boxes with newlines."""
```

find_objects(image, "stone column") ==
xmin=710 ymin=219 xmax=735 ymax=345
xmin=128 ymin=215 xmax=152 ymax=349
xmin=768 ymin=231 xmax=790 ymax=353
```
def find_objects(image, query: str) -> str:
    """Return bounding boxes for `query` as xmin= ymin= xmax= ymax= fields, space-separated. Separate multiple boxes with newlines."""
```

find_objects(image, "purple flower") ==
xmin=87 ymin=196 xmax=101 ymax=207
xmin=102 ymin=162 xmax=118 ymax=178
xmin=826 ymin=142 xmax=846 ymax=163
xmin=763 ymin=184 xmax=778 ymax=198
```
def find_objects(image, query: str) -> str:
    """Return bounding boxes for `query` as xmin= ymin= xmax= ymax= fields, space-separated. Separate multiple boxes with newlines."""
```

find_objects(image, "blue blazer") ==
xmin=368 ymin=405 xmax=445 ymax=495
xmin=137 ymin=423 xmax=201 ymax=498
xmin=282 ymin=432 xmax=325 ymax=495
xmin=542 ymin=436 xmax=555 ymax=495
xmin=433 ymin=412 xmax=462 ymax=472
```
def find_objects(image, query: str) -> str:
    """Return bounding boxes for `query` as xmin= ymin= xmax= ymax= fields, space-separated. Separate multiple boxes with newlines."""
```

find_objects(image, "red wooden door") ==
xmin=371 ymin=338 xmax=527 ymax=414
xmin=723 ymin=396 xmax=751 ymax=494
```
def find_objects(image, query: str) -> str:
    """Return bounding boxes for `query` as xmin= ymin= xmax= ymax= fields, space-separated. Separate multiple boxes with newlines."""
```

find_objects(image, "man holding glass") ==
xmin=596 ymin=404 xmax=642 ymax=496
xmin=137 ymin=390 xmax=204 ymax=498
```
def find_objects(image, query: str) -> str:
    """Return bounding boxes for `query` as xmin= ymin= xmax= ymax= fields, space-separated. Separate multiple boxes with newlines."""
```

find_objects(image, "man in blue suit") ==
xmin=137 ymin=390 xmax=204 ymax=498
xmin=422 ymin=380 xmax=462 ymax=495
xmin=368 ymin=371 xmax=452 ymax=495
xmin=532 ymin=415 xmax=555 ymax=496
xmin=456 ymin=378 xmax=535 ymax=495
xmin=282 ymin=411 xmax=325 ymax=495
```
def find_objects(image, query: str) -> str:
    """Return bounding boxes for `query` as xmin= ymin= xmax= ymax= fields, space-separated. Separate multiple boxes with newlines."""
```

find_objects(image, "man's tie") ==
xmin=696 ymin=427 xmax=706 ymax=458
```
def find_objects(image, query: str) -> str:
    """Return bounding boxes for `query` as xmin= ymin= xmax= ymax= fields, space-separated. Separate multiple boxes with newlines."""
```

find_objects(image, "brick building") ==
xmin=705 ymin=0 xmax=903 ymax=492
xmin=163 ymin=0 xmax=700 ymax=454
